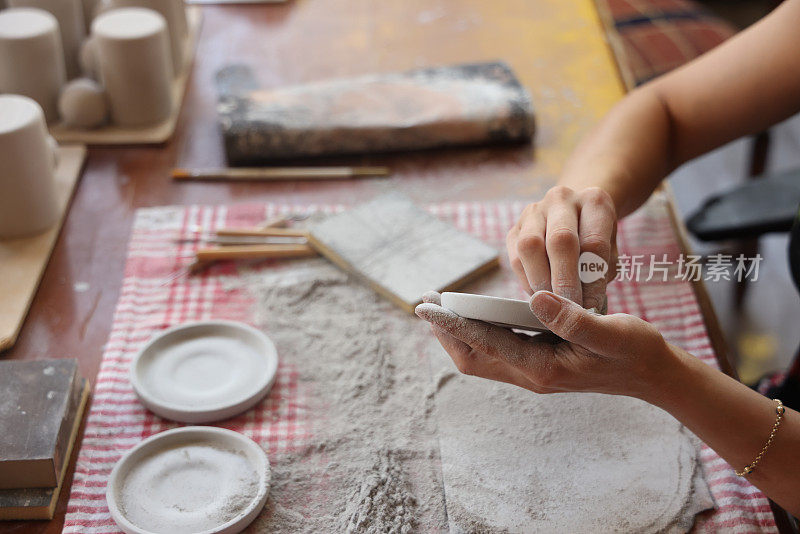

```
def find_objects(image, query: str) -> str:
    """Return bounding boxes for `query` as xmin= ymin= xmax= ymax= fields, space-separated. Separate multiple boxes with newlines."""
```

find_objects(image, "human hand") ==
xmin=507 ymin=186 xmax=618 ymax=312
xmin=415 ymin=290 xmax=671 ymax=401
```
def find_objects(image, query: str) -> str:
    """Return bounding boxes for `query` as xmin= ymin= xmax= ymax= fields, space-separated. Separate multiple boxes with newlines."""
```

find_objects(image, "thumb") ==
xmin=530 ymin=290 xmax=614 ymax=355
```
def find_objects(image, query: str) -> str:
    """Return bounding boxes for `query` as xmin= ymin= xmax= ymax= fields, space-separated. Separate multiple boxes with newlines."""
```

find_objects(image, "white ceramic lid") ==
xmin=106 ymin=426 xmax=270 ymax=534
xmin=131 ymin=321 xmax=278 ymax=423
xmin=440 ymin=292 xmax=549 ymax=332
xmin=0 ymin=8 xmax=58 ymax=40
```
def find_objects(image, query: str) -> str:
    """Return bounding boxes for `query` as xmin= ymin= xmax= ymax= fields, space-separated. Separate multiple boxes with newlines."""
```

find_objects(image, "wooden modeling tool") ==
xmin=215 ymin=227 xmax=310 ymax=238
xmin=195 ymin=244 xmax=317 ymax=262
xmin=308 ymin=192 xmax=499 ymax=313
xmin=172 ymin=166 xmax=390 ymax=181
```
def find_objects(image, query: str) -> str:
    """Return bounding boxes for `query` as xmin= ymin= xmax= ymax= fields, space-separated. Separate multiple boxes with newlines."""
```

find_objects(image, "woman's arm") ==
xmin=509 ymin=0 xmax=800 ymax=308
xmin=560 ymin=0 xmax=800 ymax=218
xmin=651 ymin=345 xmax=800 ymax=514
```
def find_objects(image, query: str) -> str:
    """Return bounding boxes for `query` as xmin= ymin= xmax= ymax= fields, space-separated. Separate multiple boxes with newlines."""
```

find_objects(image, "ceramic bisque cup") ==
xmin=0 ymin=95 xmax=60 ymax=239
xmin=94 ymin=0 xmax=187 ymax=76
xmin=7 ymin=0 xmax=87 ymax=79
xmin=89 ymin=8 xmax=174 ymax=127
xmin=0 ymin=8 xmax=67 ymax=123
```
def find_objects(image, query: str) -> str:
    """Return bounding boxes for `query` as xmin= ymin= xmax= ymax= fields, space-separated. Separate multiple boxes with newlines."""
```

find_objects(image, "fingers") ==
xmin=512 ymin=208 xmax=550 ymax=295
xmin=529 ymin=290 xmax=615 ymax=355
xmin=544 ymin=188 xmax=581 ymax=303
xmin=577 ymin=188 xmax=616 ymax=311
xmin=421 ymin=290 xmax=441 ymax=306
xmin=430 ymin=325 xmax=526 ymax=386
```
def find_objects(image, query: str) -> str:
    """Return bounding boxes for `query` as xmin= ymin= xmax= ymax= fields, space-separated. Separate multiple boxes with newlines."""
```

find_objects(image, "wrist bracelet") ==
xmin=736 ymin=399 xmax=785 ymax=477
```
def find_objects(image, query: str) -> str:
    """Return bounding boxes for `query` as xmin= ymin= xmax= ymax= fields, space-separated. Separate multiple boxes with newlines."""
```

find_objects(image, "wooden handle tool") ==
xmin=215 ymin=227 xmax=310 ymax=238
xmin=195 ymin=244 xmax=317 ymax=262
xmin=172 ymin=166 xmax=390 ymax=181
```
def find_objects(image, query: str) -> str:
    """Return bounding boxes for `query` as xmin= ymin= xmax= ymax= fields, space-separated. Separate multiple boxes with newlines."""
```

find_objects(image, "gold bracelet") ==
xmin=736 ymin=399 xmax=785 ymax=477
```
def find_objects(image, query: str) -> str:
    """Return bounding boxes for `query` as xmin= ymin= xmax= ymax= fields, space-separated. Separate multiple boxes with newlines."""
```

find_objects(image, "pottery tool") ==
xmin=106 ymin=427 xmax=270 ymax=534
xmin=308 ymin=192 xmax=499 ymax=313
xmin=131 ymin=322 xmax=278 ymax=423
xmin=216 ymin=226 xmax=309 ymax=238
xmin=0 ymin=145 xmax=86 ymax=352
xmin=0 ymin=359 xmax=89 ymax=520
xmin=172 ymin=166 xmax=390 ymax=181
xmin=215 ymin=62 xmax=535 ymax=164
xmin=195 ymin=243 xmax=317 ymax=262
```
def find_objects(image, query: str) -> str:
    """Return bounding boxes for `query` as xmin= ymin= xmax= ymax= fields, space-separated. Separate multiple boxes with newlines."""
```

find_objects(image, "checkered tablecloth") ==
xmin=63 ymin=197 xmax=777 ymax=533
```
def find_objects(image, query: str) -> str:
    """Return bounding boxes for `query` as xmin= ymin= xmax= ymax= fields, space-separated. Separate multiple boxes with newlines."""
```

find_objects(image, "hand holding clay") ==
xmin=416 ymin=291 xmax=668 ymax=400
xmin=506 ymin=186 xmax=618 ymax=313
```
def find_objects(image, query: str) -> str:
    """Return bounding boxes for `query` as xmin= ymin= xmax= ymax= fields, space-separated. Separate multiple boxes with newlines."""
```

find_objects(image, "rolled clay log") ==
xmin=0 ymin=95 xmax=59 ymax=238
xmin=0 ymin=8 xmax=66 ymax=123
xmin=94 ymin=0 xmax=186 ymax=76
xmin=8 ymin=0 xmax=87 ymax=80
xmin=91 ymin=8 xmax=173 ymax=127
xmin=58 ymin=78 xmax=109 ymax=129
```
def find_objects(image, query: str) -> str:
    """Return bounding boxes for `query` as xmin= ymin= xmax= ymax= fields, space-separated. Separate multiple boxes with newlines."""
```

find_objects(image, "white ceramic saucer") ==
xmin=440 ymin=292 xmax=549 ymax=332
xmin=107 ymin=426 xmax=270 ymax=534
xmin=131 ymin=321 xmax=278 ymax=423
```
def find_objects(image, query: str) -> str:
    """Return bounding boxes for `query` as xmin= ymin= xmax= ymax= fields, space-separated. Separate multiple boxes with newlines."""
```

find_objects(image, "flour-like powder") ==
xmin=227 ymin=259 xmax=448 ymax=533
xmin=226 ymin=255 xmax=712 ymax=532
xmin=117 ymin=444 xmax=261 ymax=534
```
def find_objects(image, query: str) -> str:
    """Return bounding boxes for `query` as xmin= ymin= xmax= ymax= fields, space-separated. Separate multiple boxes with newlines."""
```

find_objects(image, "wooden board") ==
xmin=308 ymin=192 xmax=500 ymax=313
xmin=48 ymin=6 xmax=203 ymax=146
xmin=0 ymin=377 xmax=89 ymax=520
xmin=0 ymin=360 xmax=81 ymax=489
xmin=0 ymin=145 xmax=87 ymax=352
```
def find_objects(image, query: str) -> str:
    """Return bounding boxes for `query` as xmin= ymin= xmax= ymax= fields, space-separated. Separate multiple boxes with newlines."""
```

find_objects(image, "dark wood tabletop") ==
xmin=3 ymin=1 xmax=755 ymax=532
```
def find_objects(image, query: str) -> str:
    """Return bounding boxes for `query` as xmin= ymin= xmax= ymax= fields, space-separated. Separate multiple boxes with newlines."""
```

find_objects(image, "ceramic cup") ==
xmin=0 ymin=95 xmax=60 ymax=239
xmin=89 ymin=8 xmax=174 ymax=127
xmin=7 ymin=0 xmax=87 ymax=79
xmin=0 ymin=8 xmax=66 ymax=123
xmin=94 ymin=0 xmax=186 ymax=76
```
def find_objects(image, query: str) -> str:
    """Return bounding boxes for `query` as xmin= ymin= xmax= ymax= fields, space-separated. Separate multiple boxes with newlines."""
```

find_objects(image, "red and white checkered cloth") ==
xmin=63 ymin=197 xmax=777 ymax=533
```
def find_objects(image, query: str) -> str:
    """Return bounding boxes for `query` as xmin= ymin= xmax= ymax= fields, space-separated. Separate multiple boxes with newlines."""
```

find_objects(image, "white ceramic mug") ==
xmin=94 ymin=0 xmax=186 ymax=76
xmin=7 ymin=0 xmax=86 ymax=79
xmin=0 ymin=8 xmax=66 ymax=123
xmin=0 ymin=95 xmax=60 ymax=239
xmin=89 ymin=8 xmax=174 ymax=127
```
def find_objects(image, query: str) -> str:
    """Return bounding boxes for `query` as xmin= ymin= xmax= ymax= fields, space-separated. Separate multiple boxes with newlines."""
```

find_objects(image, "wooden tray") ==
xmin=49 ymin=7 xmax=203 ymax=146
xmin=0 ymin=145 xmax=87 ymax=352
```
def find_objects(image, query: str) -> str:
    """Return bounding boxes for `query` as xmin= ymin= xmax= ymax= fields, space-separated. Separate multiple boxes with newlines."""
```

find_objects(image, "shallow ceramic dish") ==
xmin=440 ymin=292 xmax=549 ymax=332
xmin=131 ymin=321 xmax=278 ymax=423
xmin=106 ymin=426 xmax=270 ymax=534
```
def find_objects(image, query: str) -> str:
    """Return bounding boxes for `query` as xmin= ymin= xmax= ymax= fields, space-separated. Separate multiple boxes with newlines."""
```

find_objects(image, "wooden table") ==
xmin=0 ymin=0 xmax=743 ymax=531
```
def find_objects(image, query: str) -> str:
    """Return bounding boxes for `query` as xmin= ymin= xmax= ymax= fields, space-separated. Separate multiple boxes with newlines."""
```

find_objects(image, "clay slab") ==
xmin=440 ymin=292 xmax=549 ymax=332
xmin=131 ymin=321 xmax=279 ymax=423
xmin=106 ymin=426 xmax=270 ymax=534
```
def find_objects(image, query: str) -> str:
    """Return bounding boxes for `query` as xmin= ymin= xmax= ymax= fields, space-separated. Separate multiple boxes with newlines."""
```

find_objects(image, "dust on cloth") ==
xmin=227 ymin=257 xmax=713 ymax=533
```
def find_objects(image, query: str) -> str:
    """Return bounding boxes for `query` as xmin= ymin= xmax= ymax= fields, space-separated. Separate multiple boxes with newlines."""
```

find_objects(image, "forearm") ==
xmin=644 ymin=345 xmax=800 ymax=515
xmin=558 ymin=87 xmax=674 ymax=217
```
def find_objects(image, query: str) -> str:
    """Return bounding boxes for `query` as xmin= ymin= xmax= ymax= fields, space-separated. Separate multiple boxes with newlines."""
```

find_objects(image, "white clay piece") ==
xmin=58 ymin=78 xmax=109 ymax=129
xmin=106 ymin=427 xmax=270 ymax=534
xmin=131 ymin=321 xmax=279 ymax=423
xmin=440 ymin=292 xmax=549 ymax=332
